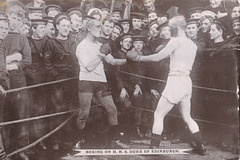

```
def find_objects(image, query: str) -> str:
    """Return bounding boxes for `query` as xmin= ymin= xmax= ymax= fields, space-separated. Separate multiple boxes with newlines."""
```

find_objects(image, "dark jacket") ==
xmin=0 ymin=40 xmax=9 ymax=89
xmin=42 ymin=37 xmax=78 ymax=80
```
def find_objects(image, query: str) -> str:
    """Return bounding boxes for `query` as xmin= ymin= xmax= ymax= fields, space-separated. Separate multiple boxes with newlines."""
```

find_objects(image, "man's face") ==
xmin=70 ymin=13 xmax=82 ymax=31
xmin=33 ymin=24 xmax=46 ymax=39
xmin=89 ymin=20 xmax=102 ymax=37
xmin=157 ymin=16 xmax=167 ymax=25
xmin=101 ymin=10 xmax=109 ymax=20
xmin=200 ymin=18 xmax=212 ymax=33
xmin=48 ymin=10 xmax=59 ymax=18
xmin=133 ymin=40 xmax=144 ymax=52
xmin=159 ymin=26 xmax=171 ymax=39
xmin=121 ymin=37 xmax=132 ymax=50
xmin=20 ymin=24 xmax=30 ymax=35
xmin=209 ymin=24 xmax=222 ymax=40
xmin=185 ymin=23 xmax=199 ymax=39
xmin=0 ymin=20 xmax=9 ymax=40
xmin=111 ymin=27 xmax=121 ymax=41
xmin=143 ymin=0 xmax=155 ymax=12
xmin=45 ymin=22 xmax=55 ymax=38
xmin=57 ymin=19 xmax=71 ymax=37
xmin=190 ymin=13 xmax=201 ymax=19
xmin=232 ymin=21 xmax=240 ymax=35
xmin=148 ymin=12 xmax=157 ymax=22
xmin=231 ymin=6 xmax=240 ymax=18
xmin=132 ymin=18 xmax=142 ymax=29
xmin=8 ymin=13 xmax=22 ymax=31
xmin=149 ymin=23 xmax=159 ymax=37
xmin=102 ymin=20 xmax=114 ymax=36
xmin=209 ymin=0 xmax=222 ymax=8
xmin=111 ymin=13 xmax=121 ymax=21
xmin=121 ymin=22 xmax=130 ymax=33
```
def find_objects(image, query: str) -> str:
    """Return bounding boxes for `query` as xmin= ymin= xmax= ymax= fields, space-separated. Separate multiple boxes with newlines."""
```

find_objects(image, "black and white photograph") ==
xmin=0 ymin=0 xmax=239 ymax=159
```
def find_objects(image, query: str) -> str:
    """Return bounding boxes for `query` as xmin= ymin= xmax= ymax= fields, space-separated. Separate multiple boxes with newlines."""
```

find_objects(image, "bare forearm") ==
xmin=85 ymin=57 xmax=102 ymax=71
xmin=109 ymin=59 xmax=126 ymax=65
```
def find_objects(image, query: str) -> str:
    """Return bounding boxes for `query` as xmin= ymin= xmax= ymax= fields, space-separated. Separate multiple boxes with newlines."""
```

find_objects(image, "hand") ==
xmin=6 ymin=64 xmax=18 ymax=71
xmin=6 ymin=53 xmax=22 ymax=64
xmin=100 ymin=43 xmax=112 ymax=55
xmin=120 ymin=88 xmax=129 ymax=100
xmin=133 ymin=85 xmax=142 ymax=97
xmin=0 ymin=85 xmax=6 ymax=97
xmin=151 ymin=89 xmax=160 ymax=99
xmin=98 ymin=53 xmax=106 ymax=61
xmin=126 ymin=49 xmax=141 ymax=61
xmin=217 ymin=11 xmax=227 ymax=18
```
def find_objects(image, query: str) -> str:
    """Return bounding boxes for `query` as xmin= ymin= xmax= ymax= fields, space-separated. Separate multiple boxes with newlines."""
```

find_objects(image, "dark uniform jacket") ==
xmin=3 ymin=32 xmax=31 ymax=71
xmin=112 ymin=49 xmax=146 ymax=93
xmin=26 ymin=36 xmax=49 ymax=85
xmin=42 ymin=37 xmax=78 ymax=80
xmin=0 ymin=40 xmax=9 ymax=89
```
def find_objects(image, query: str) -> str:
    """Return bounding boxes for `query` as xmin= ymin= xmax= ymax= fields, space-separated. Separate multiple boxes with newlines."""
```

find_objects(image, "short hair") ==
xmin=85 ymin=19 xmax=101 ymax=32
xmin=102 ymin=18 xmax=114 ymax=25
xmin=168 ymin=15 xmax=186 ymax=29
xmin=8 ymin=5 xmax=25 ymax=19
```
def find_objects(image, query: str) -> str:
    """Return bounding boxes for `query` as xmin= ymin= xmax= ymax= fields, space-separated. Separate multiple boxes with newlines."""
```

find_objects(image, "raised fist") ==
xmin=126 ymin=50 xmax=139 ymax=61
xmin=100 ymin=43 xmax=112 ymax=55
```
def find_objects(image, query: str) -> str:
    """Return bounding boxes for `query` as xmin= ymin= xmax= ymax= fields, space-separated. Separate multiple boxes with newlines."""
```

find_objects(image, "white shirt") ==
xmin=76 ymin=39 xmax=107 ymax=82
xmin=169 ymin=37 xmax=197 ymax=76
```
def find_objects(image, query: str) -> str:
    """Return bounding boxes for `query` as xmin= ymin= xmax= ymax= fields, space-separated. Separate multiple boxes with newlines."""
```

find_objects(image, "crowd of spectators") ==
xmin=0 ymin=0 xmax=238 ymax=159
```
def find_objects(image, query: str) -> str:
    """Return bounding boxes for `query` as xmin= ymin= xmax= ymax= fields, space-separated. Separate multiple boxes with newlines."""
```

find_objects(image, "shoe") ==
xmin=192 ymin=144 xmax=206 ymax=155
xmin=72 ymin=139 xmax=85 ymax=150
xmin=18 ymin=152 xmax=29 ymax=160
xmin=111 ymin=140 xmax=130 ymax=149
xmin=171 ymin=138 xmax=182 ymax=144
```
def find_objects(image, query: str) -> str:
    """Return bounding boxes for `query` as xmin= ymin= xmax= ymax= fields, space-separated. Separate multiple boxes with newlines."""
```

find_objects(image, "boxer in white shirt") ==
xmin=127 ymin=15 xmax=206 ymax=155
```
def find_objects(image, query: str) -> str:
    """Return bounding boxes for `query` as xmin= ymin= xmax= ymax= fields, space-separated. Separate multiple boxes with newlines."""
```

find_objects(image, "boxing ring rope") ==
xmin=118 ymin=70 xmax=237 ymax=93
xmin=6 ymin=113 xmax=75 ymax=158
xmin=2 ymin=53 xmax=238 ymax=157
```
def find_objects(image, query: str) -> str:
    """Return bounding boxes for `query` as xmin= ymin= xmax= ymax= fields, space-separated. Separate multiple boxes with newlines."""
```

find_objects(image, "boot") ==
xmin=107 ymin=125 xmax=130 ymax=149
xmin=192 ymin=132 xmax=206 ymax=155
xmin=73 ymin=129 xmax=85 ymax=150
xmin=149 ymin=134 xmax=161 ymax=149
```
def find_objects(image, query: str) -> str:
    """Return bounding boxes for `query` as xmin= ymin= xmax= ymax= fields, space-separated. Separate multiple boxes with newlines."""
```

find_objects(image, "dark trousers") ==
xmin=4 ymin=70 xmax=30 ymax=150
xmin=25 ymin=66 xmax=48 ymax=141
xmin=48 ymin=72 xmax=78 ymax=145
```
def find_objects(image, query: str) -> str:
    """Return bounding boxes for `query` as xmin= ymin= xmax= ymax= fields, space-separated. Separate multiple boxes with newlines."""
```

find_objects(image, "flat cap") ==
xmin=157 ymin=21 xmax=168 ymax=30
xmin=186 ymin=18 xmax=199 ymax=25
xmin=43 ymin=16 xmax=54 ymax=23
xmin=118 ymin=19 xmax=131 ymax=24
xmin=200 ymin=10 xmax=217 ymax=19
xmin=53 ymin=12 xmax=71 ymax=28
xmin=132 ymin=35 xmax=147 ymax=42
xmin=44 ymin=4 xmax=62 ymax=15
xmin=148 ymin=19 xmax=159 ymax=29
xmin=131 ymin=12 xmax=146 ymax=20
xmin=31 ymin=19 xmax=47 ymax=25
xmin=67 ymin=7 xmax=83 ymax=17
xmin=119 ymin=33 xmax=133 ymax=41
xmin=114 ymin=21 xmax=124 ymax=33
